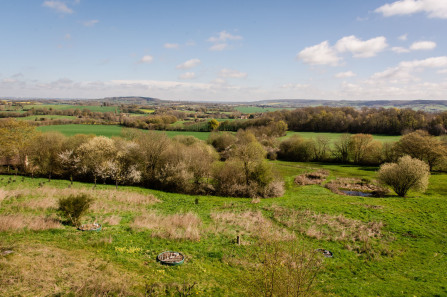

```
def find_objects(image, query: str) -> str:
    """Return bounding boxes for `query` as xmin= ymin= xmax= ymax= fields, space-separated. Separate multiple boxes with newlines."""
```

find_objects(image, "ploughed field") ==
xmin=0 ymin=160 xmax=446 ymax=296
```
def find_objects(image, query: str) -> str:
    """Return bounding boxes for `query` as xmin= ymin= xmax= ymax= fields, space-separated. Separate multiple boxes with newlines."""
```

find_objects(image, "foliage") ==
xmin=394 ymin=130 xmax=447 ymax=170
xmin=208 ymin=118 xmax=220 ymax=131
xmin=377 ymin=155 xmax=430 ymax=197
xmin=278 ymin=135 xmax=314 ymax=162
xmin=246 ymin=240 xmax=323 ymax=297
xmin=57 ymin=193 xmax=93 ymax=226
xmin=0 ymin=118 xmax=37 ymax=171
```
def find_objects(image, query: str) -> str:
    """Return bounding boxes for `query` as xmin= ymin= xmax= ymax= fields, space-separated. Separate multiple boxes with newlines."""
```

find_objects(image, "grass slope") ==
xmin=36 ymin=124 xmax=212 ymax=140
xmin=283 ymin=131 xmax=401 ymax=143
xmin=0 ymin=161 xmax=446 ymax=296
xmin=23 ymin=104 xmax=120 ymax=113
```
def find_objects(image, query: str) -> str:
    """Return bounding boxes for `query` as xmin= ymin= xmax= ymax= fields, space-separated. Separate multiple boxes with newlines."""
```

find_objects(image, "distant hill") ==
xmin=101 ymin=96 xmax=165 ymax=105
xmin=244 ymin=99 xmax=447 ymax=112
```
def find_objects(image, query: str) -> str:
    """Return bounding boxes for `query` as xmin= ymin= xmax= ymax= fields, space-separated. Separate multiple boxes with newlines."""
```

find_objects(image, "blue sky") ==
xmin=1 ymin=0 xmax=446 ymax=101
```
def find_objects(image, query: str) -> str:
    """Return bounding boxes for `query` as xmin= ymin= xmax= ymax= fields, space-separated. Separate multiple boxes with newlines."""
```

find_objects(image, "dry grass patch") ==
xmin=0 ymin=243 xmax=140 ymax=296
xmin=268 ymin=206 xmax=383 ymax=243
xmin=324 ymin=178 xmax=388 ymax=197
xmin=0 ymin=214 xmax=61 ymax=231
xmin=132 ymin=212 xmax=201 ymax=241
xmin=1 ymin=187 xmax=159 ymax=214
xmin=210 ymin=210 xmax=294 ymax=241
xmin=294 ymin=170 xmax=329 ymax=186
xmin=101 ymin=215 xmax=122 ymax=226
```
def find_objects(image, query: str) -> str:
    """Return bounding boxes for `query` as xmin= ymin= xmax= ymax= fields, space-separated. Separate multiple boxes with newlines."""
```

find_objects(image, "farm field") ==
xmin=37 ymin=124 xmax=124 ymax=137
xmin=23 ymin=104 xmax=120 ymax=113
xmin=16 ymin=115 xmax=77 ymax=121
xmin=0 ymin=161 xmax=446 ymax=296
xmin=36 ymin=124 xmax=213 ymax=140
xmin=234 ymin=106 xmax=293 ymax=113
xmin=35 ymin=124 xmax=403 ymax=144
xmin=283 ymin=131 xmax=401 ymax=143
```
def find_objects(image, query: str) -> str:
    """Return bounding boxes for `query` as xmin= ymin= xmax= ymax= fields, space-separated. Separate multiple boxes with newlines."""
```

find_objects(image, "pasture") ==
xmin=23 ymin=104 xmax=119 ymax=113
xmin=0 ymin=161 xmax=446 ymax=296
xmin=36 ymin=124 xmax=402 ymax=144
xmin=233 ymin=106 xmax=293 ymax=113
xmin=36 ymin=124 xmax=213 ymax=140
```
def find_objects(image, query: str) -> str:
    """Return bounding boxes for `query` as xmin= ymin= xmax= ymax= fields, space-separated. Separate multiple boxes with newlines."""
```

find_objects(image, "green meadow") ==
xmin=36 ymin=124 xmax=402 ymax=144
xmin=0 ymin=160 xmax=446 ymax=296
xmin=36 ymin=124 xmax=213 ymax=140
xmin=23 ymin=104 xmax=120 ymax=113
xmin=283 ymin=131 xmax=401 ymax=143
xmin=234 ymin=106 xmax=293 ymax=113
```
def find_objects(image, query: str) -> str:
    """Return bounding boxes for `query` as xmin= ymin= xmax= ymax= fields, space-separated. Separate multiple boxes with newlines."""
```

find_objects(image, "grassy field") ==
xmin=36 ymin=124 xmax=402 ymax=144
xmin=37 ymin=124 xmax=124 ymax=137
xmin=283 ymin=131 xmax=401 ymax=143
xmin=23 ymin=104 xmax=119 ymax=113
xmin=0 ymin=161 xmax=446 ymax=296
xmin=234 ymin=106 xmax=293 ymax=113
xmin=36 ymin=124 xmax=213 ymax=140
xmin=17 ymin=115 xmax=77 ymax=121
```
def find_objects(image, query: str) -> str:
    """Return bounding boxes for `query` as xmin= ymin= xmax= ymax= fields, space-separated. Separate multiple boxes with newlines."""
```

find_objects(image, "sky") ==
xmin=1 ymin=0 xmax=447 ymax=101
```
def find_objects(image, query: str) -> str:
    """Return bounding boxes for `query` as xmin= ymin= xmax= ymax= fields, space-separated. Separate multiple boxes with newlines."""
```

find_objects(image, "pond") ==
xmin=341 ymin=190 xmax=373 ymax=197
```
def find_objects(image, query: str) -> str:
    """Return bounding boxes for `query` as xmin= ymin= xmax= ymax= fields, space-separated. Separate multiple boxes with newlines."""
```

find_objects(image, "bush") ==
xmin=377 ymin=155 xmax=430 ymax=197
xmin=278 ymin=136 xmax=314 ymax=162
xmin=245 ymin=239 xmax=323 ymax=297
xmin=58 ymin=194 xmax=93 ymax=226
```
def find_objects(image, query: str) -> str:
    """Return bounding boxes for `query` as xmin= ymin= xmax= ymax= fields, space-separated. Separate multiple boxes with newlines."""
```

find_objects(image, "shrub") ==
xmin=245 ymin=239 xmax=323 ymax=297
xmin=58 ymin=194 xmax=93 ymax=226
xmin=278 ymin=135 xmax=314 ymax=162
xmin=377 ymin=155 xmax=430 ymax=197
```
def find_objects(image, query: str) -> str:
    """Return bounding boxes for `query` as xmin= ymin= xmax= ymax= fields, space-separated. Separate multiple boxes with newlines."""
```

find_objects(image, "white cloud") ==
xmin=164 ymin=43 xmax=179 ymax=49
xmin=208 ymin=31 xmax=243 ymax=43
xmin=335 ymin=71 xmax=356 ymax=78
xmin=371 ymin=56 xmax=447 ymax=83
xmin=281 ymin=83 xmax=310 ymax=89
xmin=176 ymin=58 xmax=201 ymax=70
xmin=398 ymin=33 xmax=408 ymax=41
xmin=392 ymin=46 xmax=410 ymax=53
xmin=139 ymin=55 xmax=153 ymax=63
xmin=219 ymin=68 xmax=247 ymax=78
xmin=438 ymin=69 xmax=447 ymax=74
xmin=410 ymin=41 xmax=436 ymax=50
xmin=335 ymin=35 xmax=388 ymax=58
xmin=297 ymin=41 xmax=340 ymax=66
xmin=179 ymin=72 xmax=196 ymax=80
xmin=375 ymin=0 xmax=447 ymax=19
xmin=210 ymin=43 xmax=228 ymax=51
xmin=81 ymin=20 xmax=99 ymax=27
xmin=42 ymin=1 xmax=73 ymax=14
xmin=208 ymin=30 xmax=242 ymax=51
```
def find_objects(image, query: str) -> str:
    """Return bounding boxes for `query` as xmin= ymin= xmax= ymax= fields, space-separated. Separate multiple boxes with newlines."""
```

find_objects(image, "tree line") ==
xmin=0 ymin=119 xmax=283 ymax=198
xmin=263 ymin=106 xmax=447 ymax=136
xmin=276 ymin=130 xmax=447 ymax=170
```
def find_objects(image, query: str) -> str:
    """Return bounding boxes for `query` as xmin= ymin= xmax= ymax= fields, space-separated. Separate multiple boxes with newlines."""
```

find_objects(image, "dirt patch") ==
xmin=324 ymin=178 xmax=388 ymax=197
xmin=210 ymin=210 xmax=294 ymax=241
xmin=294 ymin=170 xmax=330 ymax=186
xmin=267 ymin=206 xmax=383 ymax=243
xmin=132 ymin=212 xmax=201 ymax=241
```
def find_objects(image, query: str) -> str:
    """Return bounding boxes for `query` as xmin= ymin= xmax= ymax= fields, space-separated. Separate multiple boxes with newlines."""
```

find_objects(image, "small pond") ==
xmin=341 ymin=190 xmax=373 ymax=197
